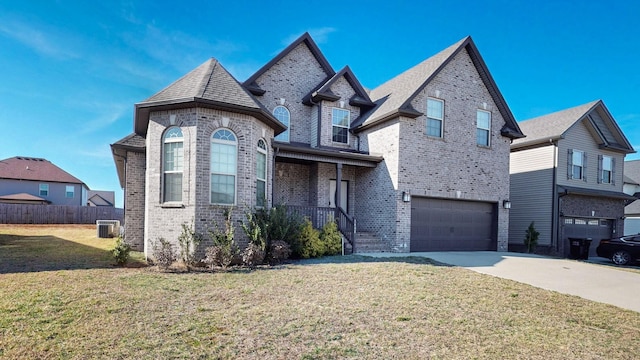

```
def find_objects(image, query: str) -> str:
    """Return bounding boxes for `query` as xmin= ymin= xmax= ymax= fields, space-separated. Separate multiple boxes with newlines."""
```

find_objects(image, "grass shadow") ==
xmin=291 ymin=254 xmax=453 ymax=267
xmin=0 ymin=233 xmax=145 ymax=274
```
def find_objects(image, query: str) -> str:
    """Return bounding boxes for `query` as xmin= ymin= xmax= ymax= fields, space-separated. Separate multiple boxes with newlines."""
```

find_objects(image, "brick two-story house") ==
xmin=112 ymin=33 xmax=524 ymax=257
xmin=509 ymin=100 xmax=635 ymax=257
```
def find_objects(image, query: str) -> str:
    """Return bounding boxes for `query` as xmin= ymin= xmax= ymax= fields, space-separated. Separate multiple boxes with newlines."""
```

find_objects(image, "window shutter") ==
xmin=567 ymin=149 xmax=573 ymax=179
xmin=611 ymin=158 xmax=616 ymax=185
xmin=583 ymin=152 xmax=588 ymax=182
xmin=597 ymin=155 xmax=603 ymax=184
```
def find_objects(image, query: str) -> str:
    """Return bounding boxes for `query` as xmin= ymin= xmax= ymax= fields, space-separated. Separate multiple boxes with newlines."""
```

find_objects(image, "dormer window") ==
xmin=273 ymin=106 xmax=290 ymax=142
xmin=332 ymin=108 xmax=350 ymax=144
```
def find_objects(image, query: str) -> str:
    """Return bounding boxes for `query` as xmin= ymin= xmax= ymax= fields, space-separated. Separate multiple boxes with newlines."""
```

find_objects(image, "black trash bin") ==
xmin=568 ymin=238 xmax=592 ymax=260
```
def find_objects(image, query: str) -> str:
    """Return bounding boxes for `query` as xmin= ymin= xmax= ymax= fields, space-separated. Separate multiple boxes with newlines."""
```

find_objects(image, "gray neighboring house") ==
xmin=112 ymin=33 xmax=524 ymax=257
xmin=623 ymin=160 xmax=640 ymax=235
xmin=509 ymin=100 xmax=635 ymax=257
xmin=0 ymin=156 xmax=88 ymax=206
xmin=87 ymin=190 xmax=116 ymax=207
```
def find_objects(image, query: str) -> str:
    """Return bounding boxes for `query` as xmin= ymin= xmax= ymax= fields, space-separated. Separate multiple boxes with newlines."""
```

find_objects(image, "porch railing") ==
xmin=285 ymin=205 xmax=356 ymax=253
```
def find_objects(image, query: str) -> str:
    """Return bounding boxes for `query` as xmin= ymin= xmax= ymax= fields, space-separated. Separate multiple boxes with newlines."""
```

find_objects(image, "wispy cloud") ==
xmin=281 ymin=27 xmax=337 ymax=46
xmin=75 ymin=105 xmax=129 ymax=135
xmin=0 ymin=19 xmax=79 ymax=60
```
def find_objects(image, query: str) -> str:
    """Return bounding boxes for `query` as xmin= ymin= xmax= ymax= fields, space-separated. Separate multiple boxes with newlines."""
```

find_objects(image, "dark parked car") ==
xmin=596 ymin=235 xmax=640 ymax=265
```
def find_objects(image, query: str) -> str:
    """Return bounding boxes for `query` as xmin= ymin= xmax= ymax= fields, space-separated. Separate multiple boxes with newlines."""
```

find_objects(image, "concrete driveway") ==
xmin=361 ymin=251 xmax=640 ymax=313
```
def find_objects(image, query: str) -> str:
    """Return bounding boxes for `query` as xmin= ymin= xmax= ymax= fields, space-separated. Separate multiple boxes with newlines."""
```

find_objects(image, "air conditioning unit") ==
xmin=96 ymin=220 xmax=121 ymax=238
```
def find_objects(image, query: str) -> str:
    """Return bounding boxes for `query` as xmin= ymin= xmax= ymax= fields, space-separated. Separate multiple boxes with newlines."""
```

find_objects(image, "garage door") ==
xmin=563 ymin=218 xmax=613 ymax=258
xmin=410 ymin=197 xmax=497 ymax=251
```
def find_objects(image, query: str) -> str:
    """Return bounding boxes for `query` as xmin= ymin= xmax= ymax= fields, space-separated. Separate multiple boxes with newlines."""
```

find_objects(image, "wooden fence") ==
xmin=0 ymin=204 xmax=124 ymax=224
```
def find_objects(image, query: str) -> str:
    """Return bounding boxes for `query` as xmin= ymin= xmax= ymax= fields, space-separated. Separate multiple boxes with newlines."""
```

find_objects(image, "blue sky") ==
xmin=1 ymin=1 xmax=639 ymax=207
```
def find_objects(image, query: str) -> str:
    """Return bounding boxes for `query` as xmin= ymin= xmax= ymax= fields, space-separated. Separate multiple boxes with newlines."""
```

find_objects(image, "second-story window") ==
xmin=65 ymin=185 xmax=74 ymax=198
xmin=476 ymin=110 xmax=491 ymax=147
xmin=600 ymin=155 xmax=614 ymax=184
xmin=273 ymin=106 xmax=290 ymax=142
xmin=568 ymin=149 xmax=586 ymax=181
xmin=426 ymin=98 xmax=444 ymax=138
xmin=39 ymin=183 xmax=49 ymax=197
xmin=332 ymin=108 xmax=350 ymax=144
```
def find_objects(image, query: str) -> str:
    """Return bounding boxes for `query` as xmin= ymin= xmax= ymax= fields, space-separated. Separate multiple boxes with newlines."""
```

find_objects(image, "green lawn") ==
xmin=1 ymin=225 xmax=639 ymax=359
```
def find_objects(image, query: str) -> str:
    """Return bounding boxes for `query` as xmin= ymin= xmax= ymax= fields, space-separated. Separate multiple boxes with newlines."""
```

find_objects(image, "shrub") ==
xmin=111 ymin=237 xmax=131 ymax=266
xmin=204 ymin=208 xmax=238 ymax=269
xmin=152 ymin=237 xmax=176 ymax=270
xmin=320 ymin=220 xmax=342 ymax=256
xmin=524 ymin=221 xmax=540 ymax=253
xmin=297 ymin=218 xmax=323 ymax=259
xmin=177 ymin=221 xmax=203 ymax=270
xmin=241 ymin=243 xmax=265 ymax=268
xmin=241 ymin=209 xmax=266 ymax=250
xmin=267 ymin=240 xmax=292 ymax=264
xmin=262 ymin=205 xmax=303 ymax=251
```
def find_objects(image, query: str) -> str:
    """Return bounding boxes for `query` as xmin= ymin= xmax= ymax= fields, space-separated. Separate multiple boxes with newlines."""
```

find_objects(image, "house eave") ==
xmin=134 ymin=97 xmax=286 ymax=136
xmin=557 ymin=185 xmax=636 ymax=201
xmin=273 ymin=141 xmax=383 ymax=167
xmin=353 ymin=108 xmax=421 ymax=133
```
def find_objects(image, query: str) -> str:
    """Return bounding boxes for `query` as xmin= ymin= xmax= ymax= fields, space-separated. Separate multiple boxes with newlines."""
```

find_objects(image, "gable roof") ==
xmin=302 ymin=66 xmax=375 ymax=108
xmin=243 ymin=32 xmax=335 ymax=95
xmin=512 ymin=100 xmax=635 ymax=153
xmin=0 ymin=157 xmax=86 ymax=185
xmin=353 ymin=36 xmax=524 ymax=139
xmin=134 ymin=58 xmax=286 ymax=136
xmin=88 ymin=193 xmax=113 ymax=206
xmin=0 ymin=193 xmax=50 ymax=204
xmin=625 ymin=160 xmax=640 ymax=215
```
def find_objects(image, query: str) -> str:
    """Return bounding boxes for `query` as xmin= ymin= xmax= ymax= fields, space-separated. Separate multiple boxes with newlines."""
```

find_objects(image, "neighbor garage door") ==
xmin=563 ymin=218 xmax=613 ymax=258
xmin=410 ymin=197 xmax=497 ymax=252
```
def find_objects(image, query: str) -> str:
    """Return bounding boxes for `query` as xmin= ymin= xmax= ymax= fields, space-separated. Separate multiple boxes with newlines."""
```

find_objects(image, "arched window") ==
xmin=211 ymin=129 xmax=237 ymax=205
xmin=256 ymin=139 xmax=267 ymax=207
xmin=163 ymin=127 xmax=183 ymax=202
xmin=273 ymin=106 xmax=290 ymax=142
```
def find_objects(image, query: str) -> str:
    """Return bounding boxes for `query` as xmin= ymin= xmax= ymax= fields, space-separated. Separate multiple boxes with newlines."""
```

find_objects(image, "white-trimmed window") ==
xmin=211 ymin=129 xmax=237 ymax=205
xmin=568 ymin=149 xmax=586 ymax=181
xmin=65 ymin=185 xmax=74 ymax=198
xmin=163 ymin=127 xmax=184 ymax=202
xmin=273 ymin=106 xmax=290 ymax=142
xmin=426 ymin=98 xmax=444 ymax=138
xmin=600 ymin=155 xmax=614 ymax=184
xmin=39 ymin=183 xmax=49 ymax=197
xmin=332 ymin=108 xmax=350 ymax=144
xmin=476 ymin=110 xmax=491 ymax=146
xmin=256 ymin=139 xmax=267 ymax=207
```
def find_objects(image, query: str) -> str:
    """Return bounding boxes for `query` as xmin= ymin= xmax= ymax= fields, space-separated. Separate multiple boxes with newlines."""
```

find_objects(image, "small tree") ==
xmin=177 ymin=221 xmax=203 ymax=270
xmin=524 ymin=221 xmax=540 ymax=253
xmin=111 ymin=237 xmax=131 ymax=266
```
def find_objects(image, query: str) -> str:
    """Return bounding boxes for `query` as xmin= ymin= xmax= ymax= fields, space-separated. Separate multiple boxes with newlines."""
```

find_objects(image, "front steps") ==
xmin=345 ymin=231 xmax=391 ymax=253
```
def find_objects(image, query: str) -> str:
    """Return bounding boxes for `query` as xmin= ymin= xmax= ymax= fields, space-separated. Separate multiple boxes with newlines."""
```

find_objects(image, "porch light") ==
xmin=402 ymin=191 xmax=411 ymax=202
xmin=503 ymin=200 xmax=511 ymax=209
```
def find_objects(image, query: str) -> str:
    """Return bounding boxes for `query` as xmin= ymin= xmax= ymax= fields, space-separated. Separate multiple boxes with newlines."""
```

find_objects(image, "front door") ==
xmin=329 ymin=180 xmax=348 ymax=211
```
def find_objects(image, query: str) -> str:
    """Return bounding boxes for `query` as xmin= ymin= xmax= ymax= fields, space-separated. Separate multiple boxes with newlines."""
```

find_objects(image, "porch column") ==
xmin=335 ymin=163 xmax=343 ymax=212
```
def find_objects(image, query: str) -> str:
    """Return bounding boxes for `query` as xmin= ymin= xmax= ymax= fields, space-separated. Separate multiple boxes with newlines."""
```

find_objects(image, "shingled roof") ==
xmin=0 ymin=157 xmax=85 ymax=185
xmin=624 ymin=160 xmax=640 ymax=215
xmin=134 ymin=58 xmax=286 ymax=136
xmin=111 ymin=133 xmax=146 ymax=188
xmin=302 ymin=65 xmax=375 ymax=108
xmin=353 ymin=36 xmax=524 ymax=139
xmin=512 ymin=100 xmax=635 ymax=153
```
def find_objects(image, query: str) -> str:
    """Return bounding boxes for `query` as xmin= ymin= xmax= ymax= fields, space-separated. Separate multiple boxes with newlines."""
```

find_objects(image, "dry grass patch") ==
xmin=1 ymin=225 xmax=639 ymax=359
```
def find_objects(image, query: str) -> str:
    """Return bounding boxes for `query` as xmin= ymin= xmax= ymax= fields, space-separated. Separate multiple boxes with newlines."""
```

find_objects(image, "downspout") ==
xmin=272 ymin=146 xmax=279 ymax=207
xmin=550 ymin=139 xmax=559 ymax=254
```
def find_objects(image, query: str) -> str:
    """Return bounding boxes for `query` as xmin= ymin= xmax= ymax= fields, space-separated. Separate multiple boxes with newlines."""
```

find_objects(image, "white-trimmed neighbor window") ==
xmin=600 ymin=155 xmax=614 ymax=184
xmin=332 ymin=108 xmax=350 ymax=144
xmin=426 ymin=98 xmax=444 ymax=138
xmin=256 ymin=139 xmax=267 ymax=207
xmin=65 ymin=185 xmax=74 ymax=198
xmin=273 ymin=106 xmax=290 ymax=142
xmin=39 ymin=183 xmax=49 ymax=197
xmin=476 ymin=110 xmax=491 ymax=146
xmin=211 ymin=129 xmax=237 ymax=205
xmin=568 ymin=149 xmax=586 ymax=180
xmin=163 ymin=127 xmax=184 ymax=202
